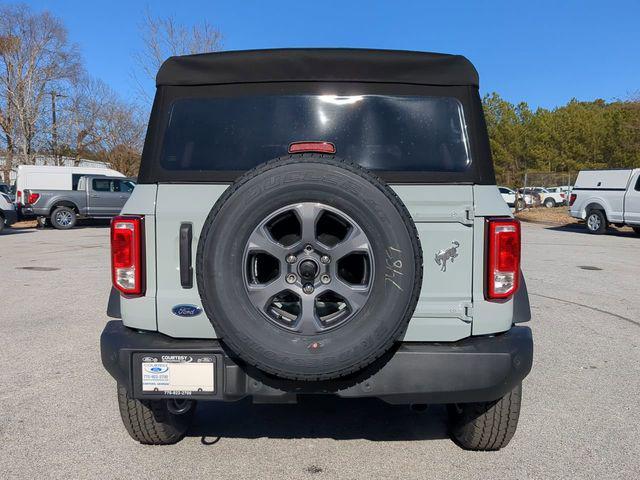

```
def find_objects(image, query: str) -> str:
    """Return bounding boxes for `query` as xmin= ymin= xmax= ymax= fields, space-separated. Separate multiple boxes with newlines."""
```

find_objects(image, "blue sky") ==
xmin=19 ymin=0 xmax=640 ymax=109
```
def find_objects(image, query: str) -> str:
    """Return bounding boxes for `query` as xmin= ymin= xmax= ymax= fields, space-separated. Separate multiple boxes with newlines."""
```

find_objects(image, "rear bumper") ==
xmin=569 ymin=210 xmax=582 ymax=220
xmin=17 ymin=204 xmax=35 ymax=219
xmin=20 ymin=205 xmax=49 ymax=216
xmin=2 ymin=208 xmax=17 ymax=226
xmin=101 ymin=320 xmax=533 ymax=404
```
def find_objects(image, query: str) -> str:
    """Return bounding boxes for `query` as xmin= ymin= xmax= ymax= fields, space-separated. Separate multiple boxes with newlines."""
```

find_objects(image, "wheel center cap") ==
xmin=298 ymin=259 xmax=319 ymax=280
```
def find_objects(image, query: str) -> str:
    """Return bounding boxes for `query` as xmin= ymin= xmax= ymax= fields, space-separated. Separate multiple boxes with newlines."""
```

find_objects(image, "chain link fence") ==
xmin=522 ymin=171 xmax=576 ymax=190
xmin=512 ymin=171 xmax=578 ymax=211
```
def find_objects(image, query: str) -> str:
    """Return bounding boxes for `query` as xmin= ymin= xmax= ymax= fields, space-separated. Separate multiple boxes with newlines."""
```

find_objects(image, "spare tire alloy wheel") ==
xmin=244 ymin=202 xmax=373 ymax=334
xmin=197 ymin=155 xmax=423 ymax=381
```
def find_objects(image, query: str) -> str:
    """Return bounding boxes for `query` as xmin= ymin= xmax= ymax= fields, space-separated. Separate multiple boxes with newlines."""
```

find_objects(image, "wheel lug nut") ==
xmin=320 ymin=274 xmax=331 ymax=285
xmin=304 ymin=244 xmax=314 ymax=253
xmin=286 ymin=254 xmax=297 ymax=264
xmin=320 ymin=255 xmax=330 ymax=264
xmin=303 ymin=283 xmax=314 ymax=294
xmin=286 ymin=274 xmax=297 ymax=284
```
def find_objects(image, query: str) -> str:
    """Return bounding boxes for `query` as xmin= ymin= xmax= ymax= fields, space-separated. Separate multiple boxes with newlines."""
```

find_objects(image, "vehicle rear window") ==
xmin=93 ymin=179 xmax=111 ymax=191
xmin=160 ymin=95 xmax=472 ymax=173
xmin=91 ymin=179 xmax=135 ymax=192
xmin=118 ymin=180 xmax=136 ymax=193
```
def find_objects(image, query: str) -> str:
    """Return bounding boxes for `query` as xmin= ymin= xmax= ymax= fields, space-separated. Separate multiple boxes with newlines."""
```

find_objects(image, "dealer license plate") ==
xmin=141 ymin=354 xmax=215 ymax=395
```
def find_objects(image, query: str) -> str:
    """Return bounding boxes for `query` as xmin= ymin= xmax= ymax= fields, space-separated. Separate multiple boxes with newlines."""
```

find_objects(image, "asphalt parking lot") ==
xmin=1 ymin=222 xmax=638 ymax=479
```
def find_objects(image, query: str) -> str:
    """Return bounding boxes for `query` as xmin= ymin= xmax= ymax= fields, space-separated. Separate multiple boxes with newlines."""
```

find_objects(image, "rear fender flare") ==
xmin=513 ymin=273 xmax=531 ymax=324
xmin=50 ymin=200 xmax=79 ymax=216
xmin=584 ymin=202 xmax=607 ymax=221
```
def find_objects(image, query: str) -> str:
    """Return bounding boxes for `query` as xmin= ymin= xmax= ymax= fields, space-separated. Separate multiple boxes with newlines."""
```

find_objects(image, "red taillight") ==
xmin=111 ymin=216 xmax=144 ymax=296
xmin=17 ymin=190 xmax=22 ymax=204
xmin=486 ymin=218 xmax=521 ymax=300
xmin=27 ymin=192 xmax=40 ymax=204
xmin=288 ymin=141 xmax=336 ymax=154
xmin=569 ymin=193 xmax=577 ymax=206
xmin=560 ymin=193 xmax=565 ymax=199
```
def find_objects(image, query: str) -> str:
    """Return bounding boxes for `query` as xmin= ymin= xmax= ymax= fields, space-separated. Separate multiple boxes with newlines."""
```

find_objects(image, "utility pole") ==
xmin=49 ymin=91 xmax=67 ymax=165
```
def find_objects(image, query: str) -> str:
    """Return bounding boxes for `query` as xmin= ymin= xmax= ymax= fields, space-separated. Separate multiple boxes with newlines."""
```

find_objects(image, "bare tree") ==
xmin=0 ymin=33 xmax=19 ymax=182
xmin=0 ymin=3 xmax=81 ymax=174
xmin=60 ymin=77 xmax=116 ymax=165
xmin=132 ymin=8 xmax=223 ymax=102
xmin=97 ymin=101 xmax=145 ymax=176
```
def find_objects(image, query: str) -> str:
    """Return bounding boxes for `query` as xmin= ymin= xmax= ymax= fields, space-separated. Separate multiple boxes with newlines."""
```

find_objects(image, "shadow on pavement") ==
xmin=31 ymin=218 xmax=111 ymax=230
xmin=1 ymin=227 xmax=34 ymax=235
xmin=188 ymin=396 xmax=449 ymax=442
xmin=545 ymin=223 xmax=638 ymax=238
xmin=76 ymin=218 xmax=111 ymax=228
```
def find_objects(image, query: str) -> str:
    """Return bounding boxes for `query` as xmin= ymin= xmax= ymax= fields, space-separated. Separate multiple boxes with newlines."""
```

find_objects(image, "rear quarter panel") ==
xmin=571 ymin=191 xmax=623 ymax=222
xmin=471 ymin=185 xmax=515 ymax=335
xmin=31 ymin=190 xmax=87 ymax=216
xmin=119 ymin=185 xmax=158 ymax=331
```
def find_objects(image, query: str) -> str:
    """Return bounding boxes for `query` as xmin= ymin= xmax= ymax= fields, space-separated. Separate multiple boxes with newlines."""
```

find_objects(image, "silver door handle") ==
xmin=90 ymin=194 xmax=99 ymax=198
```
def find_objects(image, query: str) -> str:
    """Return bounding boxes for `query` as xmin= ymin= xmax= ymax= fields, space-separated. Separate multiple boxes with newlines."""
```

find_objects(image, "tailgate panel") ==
xmin=391 ymin=185 xmax=474 ymax=341
xmin=152 ymin=184 xmax=475 ymax=341
xmin=155 ymin=184 xmax=228 ymax=338
xmin=404 ymin=222 xmax=473 ymax=341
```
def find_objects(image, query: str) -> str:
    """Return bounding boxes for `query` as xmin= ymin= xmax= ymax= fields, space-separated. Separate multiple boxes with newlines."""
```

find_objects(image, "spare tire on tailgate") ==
xmin=196 ymin=155 xmax=422 ymax=381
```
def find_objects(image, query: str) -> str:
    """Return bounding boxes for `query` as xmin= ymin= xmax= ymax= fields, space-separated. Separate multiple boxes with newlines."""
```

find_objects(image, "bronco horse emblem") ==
xmin=434 ymin=241 xmax=460 ymax=272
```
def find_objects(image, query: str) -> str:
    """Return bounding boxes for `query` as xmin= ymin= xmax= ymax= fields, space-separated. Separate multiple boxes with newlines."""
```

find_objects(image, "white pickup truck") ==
xmin=569 ymin=168 xmax=640 ymax=234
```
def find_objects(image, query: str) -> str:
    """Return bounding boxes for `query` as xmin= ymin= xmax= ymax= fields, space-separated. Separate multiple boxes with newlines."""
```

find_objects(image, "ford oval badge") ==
xmin=172 ymin=304 xmax=203 ymax=317
xmin=144 ymin=365 xmax=169 ymax=374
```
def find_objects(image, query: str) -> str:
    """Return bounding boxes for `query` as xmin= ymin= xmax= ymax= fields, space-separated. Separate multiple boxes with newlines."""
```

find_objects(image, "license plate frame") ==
xmin=135 ymin=353 xmax=216 ymax=397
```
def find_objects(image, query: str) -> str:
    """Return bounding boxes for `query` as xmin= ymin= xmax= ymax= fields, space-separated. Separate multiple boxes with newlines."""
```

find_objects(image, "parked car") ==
xmin=0 ymin=182 xmax=10 ymax=195
xmin=537 ymin=187 xmax=565 ymax=207
xmin=569 ymin=168 xmax=640 ymax=234
xmin=518 ymin=187 xmax=564 ymax=208
xmin=22 ymin=175 xmax=136 ymax=229
xmin=101 ymin=49 xmax=533 ymax=451
xmin=516 ymin=188 xmax=541 ymax=207
xmin=535 ymin=187 xmax=566 ymax=206
xmin=14 ymin=165 xmax=124 ymax=216
xmin=499 ymin=187 xmax=517 ymax=207
xmin=548 ymin=185 xmax=572 ymax=196
xmin=499 ymin=186 xmax=534 ymax=209
xmin=0 ymin=192 xmax=17 ymax=233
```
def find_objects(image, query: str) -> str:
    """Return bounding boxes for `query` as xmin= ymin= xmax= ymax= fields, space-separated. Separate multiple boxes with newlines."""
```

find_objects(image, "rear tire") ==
xmin=448 ymin=383 xmax=522 ymax=451
xmin=51 ymin=206 xmax=77 ymax=230
xmin=632 ymin=226 xmax=640 ymax=236
xmin=586 ymin=210 xmax=606 ymax=234
xmin=117 ymin=385 xmax=195 ymax=445
xmin=0 ymin=214 xmax=5 ymax=234
xmin=543 ymin=198 xmax=556 ymax=208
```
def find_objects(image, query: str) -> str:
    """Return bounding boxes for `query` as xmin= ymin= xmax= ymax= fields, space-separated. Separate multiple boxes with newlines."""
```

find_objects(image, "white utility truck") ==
xmin=569 ymin=168 xmax=640 ymax=234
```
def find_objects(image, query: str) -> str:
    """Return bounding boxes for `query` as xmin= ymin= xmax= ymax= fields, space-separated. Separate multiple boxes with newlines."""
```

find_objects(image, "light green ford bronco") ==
xmin=101 ymin=49 xmax=533 ymax=450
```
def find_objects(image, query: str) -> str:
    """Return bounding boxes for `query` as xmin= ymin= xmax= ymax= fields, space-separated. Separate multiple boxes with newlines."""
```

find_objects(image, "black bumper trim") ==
xmin=2 ymin=209 xmax=17 ymax=226
xmin=106 ymin=287 xmax=121 ymax=319
xmin=100 ymin=320 xmax=533 ymax=404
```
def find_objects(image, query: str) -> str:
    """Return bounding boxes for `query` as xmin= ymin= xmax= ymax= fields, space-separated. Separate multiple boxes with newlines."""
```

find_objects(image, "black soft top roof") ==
xmin=156 ymin=48 xmax=479 ymax=88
